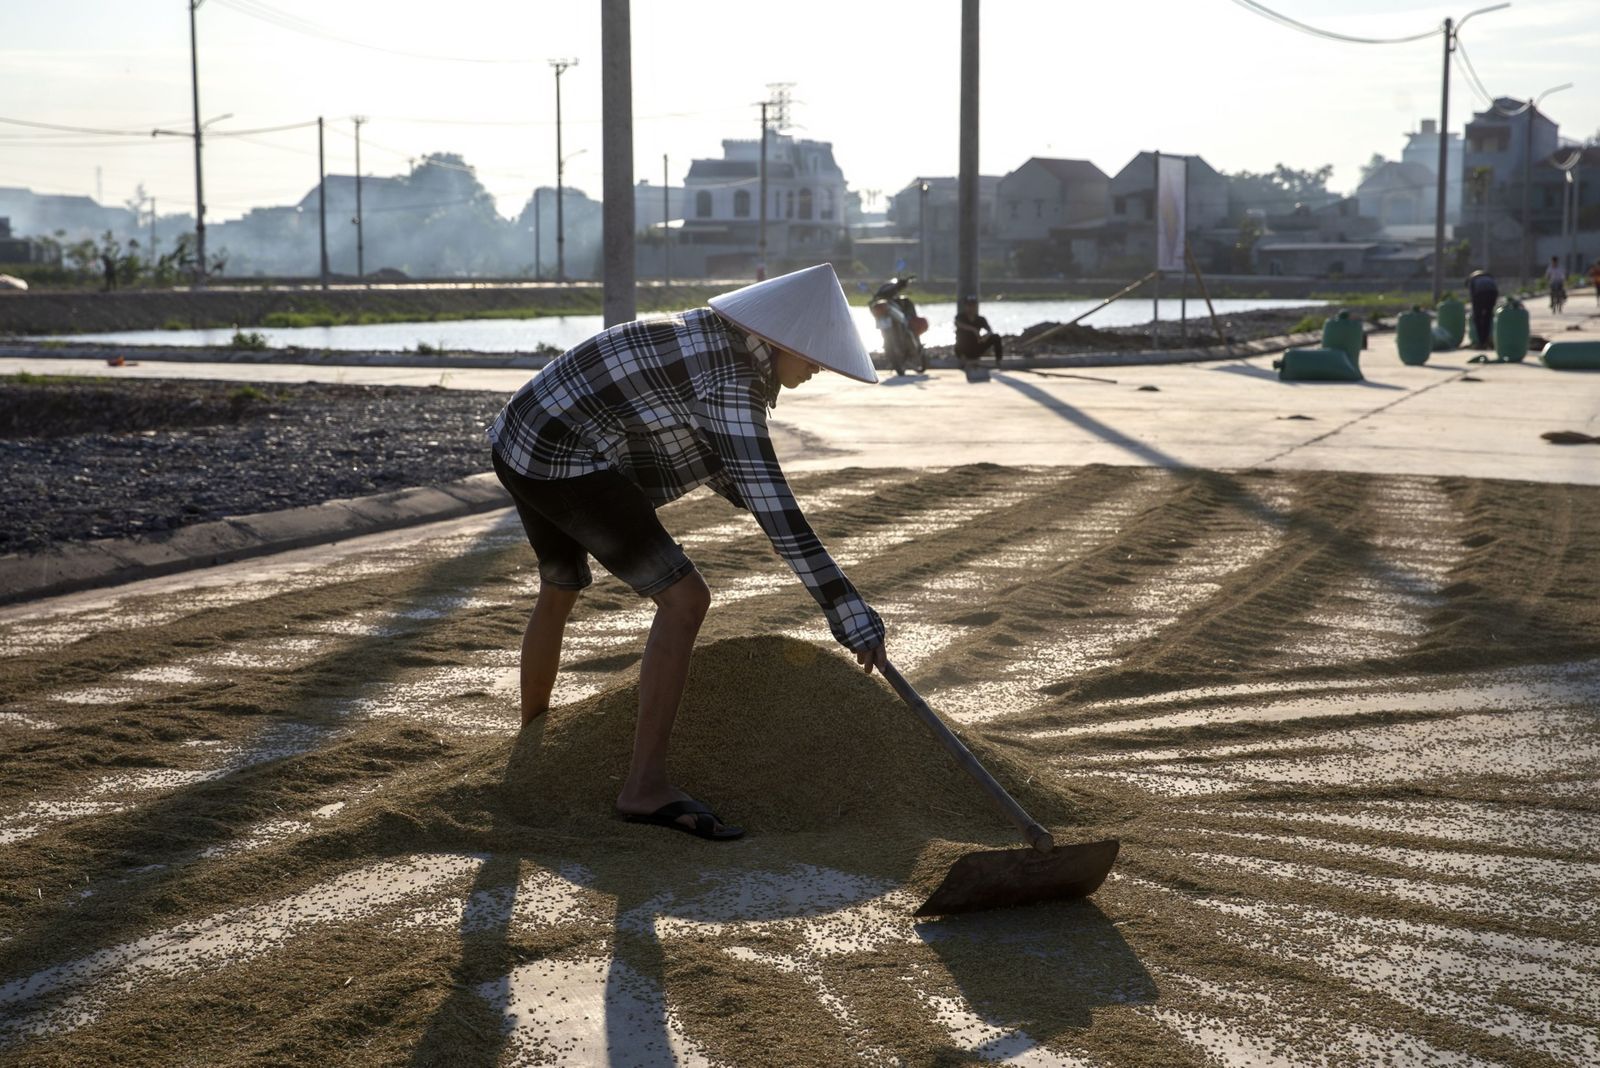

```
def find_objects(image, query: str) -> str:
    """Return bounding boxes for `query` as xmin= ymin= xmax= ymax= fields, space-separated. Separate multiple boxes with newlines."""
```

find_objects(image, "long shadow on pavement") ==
xmin=0 ymin=520 xmax=519 ymax=1045
xmin=990 ymin=370 xmax=1561 ymax=660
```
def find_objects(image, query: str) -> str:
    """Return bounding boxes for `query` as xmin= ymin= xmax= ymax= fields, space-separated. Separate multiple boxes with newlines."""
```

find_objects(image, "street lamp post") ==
xmin=188 ymin=0 xmax=206 ymax=285
xmin=549 ymin=57 xmax=578 ymax=282
xmin=1522 ymin=82 xmax=1572 ymax=289
xmin=918 ymin=181 xmax=930 ymax=281
xmin=1432 ymin=4 xmax=1510 ymax=305
xmin=1569 ymin=152 xmax=1582 ymax=274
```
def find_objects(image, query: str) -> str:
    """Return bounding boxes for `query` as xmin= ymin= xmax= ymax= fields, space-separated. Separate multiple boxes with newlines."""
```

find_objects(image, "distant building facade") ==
xmin=1399 ymin=118 xmax=1463 ymax=224
xmin=994 ymin=158 xmax=1108 ymax=243
xmin=1463 ymin=97 xmax=1562 ymax=277
xmin=878 ymin=175 xmax=1002 ymax=280
xmin=670 ymin=132 xmax=849 ymax=277
xmin=0 ymin=216 xmax=57 ymax=264
xmin=1356 ymin=161 xmax=1438 ymax=227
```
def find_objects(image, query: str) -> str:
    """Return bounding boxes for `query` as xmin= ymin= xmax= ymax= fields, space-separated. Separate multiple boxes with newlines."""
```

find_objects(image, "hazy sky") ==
xmin=3 ymin=0 xmax=1597 ymax=223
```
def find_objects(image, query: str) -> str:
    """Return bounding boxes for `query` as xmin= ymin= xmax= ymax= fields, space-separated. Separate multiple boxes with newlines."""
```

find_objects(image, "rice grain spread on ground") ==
xmin=1 ymin=462 xmax=1597 ymax=1066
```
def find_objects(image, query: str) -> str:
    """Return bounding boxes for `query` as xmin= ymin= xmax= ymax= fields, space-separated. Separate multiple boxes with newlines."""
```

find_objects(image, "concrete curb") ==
xmin=2 ymin=329 xmax=1327 ymax=373
xmin=0 ymin=471 xmax=511 ymax=606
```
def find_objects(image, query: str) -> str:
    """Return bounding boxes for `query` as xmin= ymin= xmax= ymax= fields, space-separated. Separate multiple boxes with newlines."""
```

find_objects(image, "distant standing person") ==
xmin=1590 ymin=260 xmax=1600 ymax=307
xmin=1466 ymin=269 xmax=1498 ymax=350
xmin=954 ymin=296 xmax=1003 ymax=365
xmin=1545 ymin=257 xmax=1567 ymax=313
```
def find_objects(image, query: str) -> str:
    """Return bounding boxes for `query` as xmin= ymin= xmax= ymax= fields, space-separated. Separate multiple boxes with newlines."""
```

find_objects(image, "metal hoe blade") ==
xmin=916 ymin=839 xmax=1120 ymax=917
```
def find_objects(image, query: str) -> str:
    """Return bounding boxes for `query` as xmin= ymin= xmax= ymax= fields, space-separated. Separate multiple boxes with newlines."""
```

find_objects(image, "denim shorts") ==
xmin=491 ymin=450 xmax=696 ymax=598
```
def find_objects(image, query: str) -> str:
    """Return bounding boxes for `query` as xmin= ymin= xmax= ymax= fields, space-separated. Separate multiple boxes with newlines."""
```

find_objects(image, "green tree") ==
xmin=1228 ymin=163 xmax=1338 ymax=215
xmin=1232 ymin=215 xmax=1264 ymax=273
xmin=1359 ymin=154 xmax=1390 ymax=183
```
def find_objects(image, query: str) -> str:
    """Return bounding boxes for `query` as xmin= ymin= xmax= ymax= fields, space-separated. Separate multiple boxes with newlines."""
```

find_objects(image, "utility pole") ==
xmin=188 ymin=0 xmax=207 ymax=285
xmin=663 ymin=152 xmax=671 ymax=286
xmin=149 ymin=196 xmax=157 ymax=260
xmin=957 ymin=0 xmax=979 ymax=304
xmin=317 ymin=116 xmax=329 ymax=289
xmin=550 ymin=57 xmax=578 ymax=282
xmin=600 ymin=0 xmax=635 ymax=327
xmin=1433 ymin=5 xmax=1511 ymax=302
xmin=758 ymin=100 xmax=769 ymax=280
xmin=353 ymin=115 xmax=366 ymax=279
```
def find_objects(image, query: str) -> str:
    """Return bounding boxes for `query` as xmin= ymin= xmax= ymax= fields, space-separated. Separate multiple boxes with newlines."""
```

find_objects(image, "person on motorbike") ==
xmin=870 ymin=275 xmax=927 ymax=375
xmin=954 ymin=296 xmax=1003 ymax=365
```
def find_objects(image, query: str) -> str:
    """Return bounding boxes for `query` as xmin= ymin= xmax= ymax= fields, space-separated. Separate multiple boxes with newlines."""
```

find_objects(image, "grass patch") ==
xmin=1289 ymin=314 xmax=1324 ymax=334
xmin=261 ymin=310 xmax=340 ymax=328
xmin=230 ymin=329 xmax=270 ymax=351
xmin=5 ymin=371 xmax=115 ymax=386
xmin=1310 ymin=291 xmax=1435 ymax=316
xmin=228 ymin=385 xmax=268 ymax=404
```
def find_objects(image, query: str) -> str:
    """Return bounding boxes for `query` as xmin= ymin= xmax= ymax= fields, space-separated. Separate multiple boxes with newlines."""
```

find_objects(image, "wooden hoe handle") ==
xmin=881 ymin=660 xmax=1055 ymax=854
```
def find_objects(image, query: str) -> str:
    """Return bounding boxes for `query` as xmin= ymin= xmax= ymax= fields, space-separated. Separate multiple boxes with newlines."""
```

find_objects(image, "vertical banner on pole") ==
xmin=1156 ymin=154 xmax=1187 ymax=272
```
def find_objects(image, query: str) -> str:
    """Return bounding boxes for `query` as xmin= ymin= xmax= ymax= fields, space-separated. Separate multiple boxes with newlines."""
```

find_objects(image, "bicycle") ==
xmin=1550 ymin=280 xmax=1567 ymax=314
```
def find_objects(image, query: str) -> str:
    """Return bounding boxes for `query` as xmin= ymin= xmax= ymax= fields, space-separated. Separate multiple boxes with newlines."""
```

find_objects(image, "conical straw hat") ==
xmin=708 ymin=264 xmax=876 ymax=384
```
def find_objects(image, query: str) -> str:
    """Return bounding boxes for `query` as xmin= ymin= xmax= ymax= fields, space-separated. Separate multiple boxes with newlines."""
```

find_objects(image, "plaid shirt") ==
xmin=488 ymin=308 xmax=884 ymax=653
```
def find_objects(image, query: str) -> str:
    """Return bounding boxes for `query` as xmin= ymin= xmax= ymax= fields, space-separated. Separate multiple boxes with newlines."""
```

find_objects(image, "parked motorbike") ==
xmin=870 ymin=275 xmax=928 ymax=375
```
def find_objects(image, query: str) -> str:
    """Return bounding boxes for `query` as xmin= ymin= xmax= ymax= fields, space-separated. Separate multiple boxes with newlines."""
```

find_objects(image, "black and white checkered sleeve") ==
xmin=699 ymin=379 xmax=884 ymax=653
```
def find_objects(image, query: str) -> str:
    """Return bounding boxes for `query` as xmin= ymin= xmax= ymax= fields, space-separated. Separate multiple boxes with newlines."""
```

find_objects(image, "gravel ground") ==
xmin=1 ymin=376 xmax=503 ymax=552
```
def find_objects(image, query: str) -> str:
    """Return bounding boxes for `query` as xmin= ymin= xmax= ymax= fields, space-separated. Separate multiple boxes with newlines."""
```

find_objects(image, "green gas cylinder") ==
xmin=1436 ymin=295 xmax=1466 ymax=348
xmin=1396 ymin=306 xmax=1433 ymax=365
xmin=1321 ymin=310 xmax=1364 ymax=367
xmin=1494 ymin=298 xmax=1530 ymax=363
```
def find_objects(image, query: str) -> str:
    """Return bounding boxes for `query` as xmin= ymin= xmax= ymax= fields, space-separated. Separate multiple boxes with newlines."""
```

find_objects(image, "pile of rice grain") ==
xmin=351 ymin=635 xmax=1120 ymax=883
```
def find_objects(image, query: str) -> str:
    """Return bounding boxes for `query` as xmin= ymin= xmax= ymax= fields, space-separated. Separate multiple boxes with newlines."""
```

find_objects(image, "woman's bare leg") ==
xmin=520 ymin=584 xmax=579 ymax=726
xmin=615 ymin=569 xmax=716 ymax=828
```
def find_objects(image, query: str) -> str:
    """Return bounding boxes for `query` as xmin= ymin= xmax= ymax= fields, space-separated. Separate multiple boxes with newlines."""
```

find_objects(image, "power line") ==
xmin=368 ymin=105 xmax=748 ymax=128
xmin=210 ymin=119 xmax=321 ymax=137
xmin=0 ymin=115 xmax=155 ymax=136
xmin=211 ymin=0 xmax=538 ymax=64
xmin=1227 ymin=0 xmax=1441 ymax=44
xmin=1453 ymin=37 xmax=1496 ymax=107
xmin=0 ymin=137 xmax=188 ymax=149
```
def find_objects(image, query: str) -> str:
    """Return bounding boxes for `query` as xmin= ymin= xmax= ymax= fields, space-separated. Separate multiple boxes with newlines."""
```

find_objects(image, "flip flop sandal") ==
xmin=621 ymin=799 xmax=744 ymax=841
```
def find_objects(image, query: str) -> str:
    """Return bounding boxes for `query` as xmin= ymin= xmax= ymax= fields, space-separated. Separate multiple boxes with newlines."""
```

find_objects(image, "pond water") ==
xmin=51 ymin=298 xmax=1318 ymax=354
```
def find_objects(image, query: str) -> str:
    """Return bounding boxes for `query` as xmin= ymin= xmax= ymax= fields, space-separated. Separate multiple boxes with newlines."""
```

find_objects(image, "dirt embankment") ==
xmin=0 ymin=284 xmax=732 ymax=337
xmin=0 ymin=376 xmax=500 ymax=550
